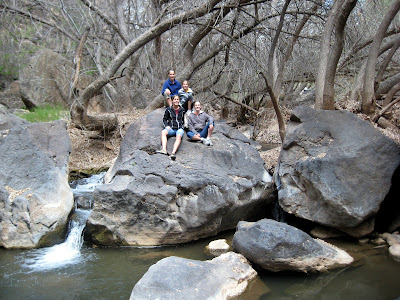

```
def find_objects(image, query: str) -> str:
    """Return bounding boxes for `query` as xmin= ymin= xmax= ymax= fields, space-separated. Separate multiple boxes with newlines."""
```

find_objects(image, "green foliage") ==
xmin=17 ymin=105 xmax=69 ymax=123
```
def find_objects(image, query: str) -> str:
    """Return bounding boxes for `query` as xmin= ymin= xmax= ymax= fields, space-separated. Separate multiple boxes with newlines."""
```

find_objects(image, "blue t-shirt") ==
xmin=161 ymin=79 xmax=182 ymax=97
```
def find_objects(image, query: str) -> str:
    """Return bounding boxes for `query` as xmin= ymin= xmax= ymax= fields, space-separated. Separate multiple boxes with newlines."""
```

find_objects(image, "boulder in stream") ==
xmin=86 ymin=108 xmax=275 ymax=246
xmin=0 ymin=111 xmax=73 ymax=248
xmin=232 ymin=219 xmax=354 ymax=272
xmin=130 ymin=252 xmax=257 ymax=300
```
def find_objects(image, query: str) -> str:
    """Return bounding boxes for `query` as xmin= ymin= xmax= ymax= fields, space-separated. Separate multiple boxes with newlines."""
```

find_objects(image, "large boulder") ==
xmin=130 ymin=252 xmax=257 ymax=300
xmin=275 ymin=106 xmax=400 ymax=234
xmin=0 ymin=113 xmax=73 ymax=248
xmin=86 ymin=108 xmax=275 ymax=246
xmin=0 ymin=81 xmax=24 ymax=109
xmin=232 ymin=219 xmax=354 ymax=272
xmin=18 ymin=48 xmax=104 ymax=112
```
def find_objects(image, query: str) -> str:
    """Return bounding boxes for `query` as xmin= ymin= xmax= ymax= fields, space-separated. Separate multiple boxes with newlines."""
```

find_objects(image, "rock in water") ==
xmin=130 ymin=252 xmax=257 ymax=300
xmin=232 ymin=219 xmax=354 ymax=272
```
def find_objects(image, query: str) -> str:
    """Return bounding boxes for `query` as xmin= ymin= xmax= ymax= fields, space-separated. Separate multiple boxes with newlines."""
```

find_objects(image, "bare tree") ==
xmin=315 ymin=0 xmax=357 ymax=110
xmin=70 ymin=0 xmax=223 ymax=126
xmin=361 ymin=0 xmax=400 ymax=116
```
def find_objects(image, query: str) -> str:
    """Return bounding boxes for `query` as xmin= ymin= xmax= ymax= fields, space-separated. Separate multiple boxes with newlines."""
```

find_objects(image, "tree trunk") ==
xmin=69 ymin=26 xmax=90 ymax=102
xmin=374 ymin=34 xmax=400 ymax=92
xmin=382 ymin=80 xmax=400 ymax=106
xmin=315 ymin=0 xmax=357 ymax=110
xmin=362 ymin=0 xmax=400 ymax=116
xmin=261 ymin=72 xmax=285 ymax=142
xmin=373 ymin=96 xmax=400 ymax=123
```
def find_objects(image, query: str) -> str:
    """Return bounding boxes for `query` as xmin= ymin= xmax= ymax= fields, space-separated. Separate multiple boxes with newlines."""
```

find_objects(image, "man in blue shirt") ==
xmin=161 ymin=69 xmax=181 ymax=107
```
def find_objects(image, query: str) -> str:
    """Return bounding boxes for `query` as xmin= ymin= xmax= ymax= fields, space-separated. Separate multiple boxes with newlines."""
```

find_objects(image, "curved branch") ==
xmin=212 ymin=91 xmax=260 ymax=114
xmin=72 ymin=0 xmax=222 ymax=125
xmin=362 ymin=0 xmax=400 ymax=115
xmin=374 ymin=34 xmax=400 ymax=91
xmin=0 ymin=4 xmax=78 ymax=41
xmin=373 ymin=96 xmax=400 ymax=123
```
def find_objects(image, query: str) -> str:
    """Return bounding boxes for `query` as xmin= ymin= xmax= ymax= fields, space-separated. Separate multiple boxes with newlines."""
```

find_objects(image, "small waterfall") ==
xmin=21 ymin=173 xmax=105 ymax=272
xmin=23 ymin=209 xmax=91 ymax=272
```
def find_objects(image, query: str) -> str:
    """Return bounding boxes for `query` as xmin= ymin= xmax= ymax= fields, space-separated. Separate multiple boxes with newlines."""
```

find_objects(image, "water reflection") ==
xmin=1 ymin=238 xmax=400 ymax=299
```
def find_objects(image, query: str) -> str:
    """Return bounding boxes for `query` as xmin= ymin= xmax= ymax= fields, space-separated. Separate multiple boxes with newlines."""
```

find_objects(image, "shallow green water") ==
xmin=1 ymin=232 xmax=400 ymax=300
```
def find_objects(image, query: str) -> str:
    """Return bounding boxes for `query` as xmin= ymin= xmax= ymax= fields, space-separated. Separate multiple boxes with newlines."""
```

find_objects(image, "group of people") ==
xmin=157 ymin=69 xmax=214 ymax=160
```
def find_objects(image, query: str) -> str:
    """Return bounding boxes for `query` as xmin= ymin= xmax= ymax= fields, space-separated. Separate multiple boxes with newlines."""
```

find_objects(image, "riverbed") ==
xmin=1 ymin=233 xmax=400 ymax=300
xmin=1 ymin=174 xmax=399 ymax=299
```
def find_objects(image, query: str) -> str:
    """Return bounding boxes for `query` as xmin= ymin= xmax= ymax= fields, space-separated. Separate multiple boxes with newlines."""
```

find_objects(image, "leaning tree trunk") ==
xmin=69 ymin=26 xmax=90 ymax=102
xmin=362 ymin=0 xmax=400 ymax=116
xmin=315 ymin=0 xmax=357 ymax=110
xmin=261 ymin=72 xmax=286 ymax=142
xmin=70 ymin=0 xmax=222 ymax=127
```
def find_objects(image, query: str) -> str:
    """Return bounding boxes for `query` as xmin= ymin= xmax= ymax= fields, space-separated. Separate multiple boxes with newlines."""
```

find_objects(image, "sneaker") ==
xmin=170 ymin=153 xmax=176 ymax=160
xmin=156 ymin=149 xmax=168 ymax=155
xmin=201 ymin=138 xmax=210 ymax=146
xmin=206 ymin=137 xmax=213 ymax=146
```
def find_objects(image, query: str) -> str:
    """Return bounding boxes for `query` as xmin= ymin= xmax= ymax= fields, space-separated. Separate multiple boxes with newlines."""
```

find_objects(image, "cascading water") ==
xmin=22 ymin=209 xmax=91 ymax=272
xmin=19 ymin=172 xmax=105 ymax=272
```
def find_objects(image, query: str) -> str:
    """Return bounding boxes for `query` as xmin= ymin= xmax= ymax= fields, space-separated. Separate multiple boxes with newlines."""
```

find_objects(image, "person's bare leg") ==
xmin=161 ymin=130 xmax=168 ymax=152
xmin=191 ymin=134 xmax=202 ymax=141
xmin=207 ymin=124 xmax=214 ymax=138
xmin=171 ymin=134 xmax=182 ymax=155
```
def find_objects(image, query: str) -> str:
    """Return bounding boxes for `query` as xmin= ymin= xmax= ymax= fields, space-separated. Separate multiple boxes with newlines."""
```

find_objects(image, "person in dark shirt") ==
xmin=156 ymin=95 xmax=185 ymax=160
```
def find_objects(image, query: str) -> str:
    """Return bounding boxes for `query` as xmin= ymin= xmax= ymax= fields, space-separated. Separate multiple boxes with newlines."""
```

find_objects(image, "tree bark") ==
xmin=361 ymin=0 xmax=400 ymax=116
xmin=261 ymin=72 xmax=285 ymax=142
xmin=315 ymin=0 xmax=357 ymax=110
xmin=382 ymin=80 xmax=400 ymax=106
xmin=70 ymin=26 xmax=90 ymax=101
xmin=373 ymin=96 xmax=400 ymax=123
xmin=374 ymin=34 xmax=400 ymax=92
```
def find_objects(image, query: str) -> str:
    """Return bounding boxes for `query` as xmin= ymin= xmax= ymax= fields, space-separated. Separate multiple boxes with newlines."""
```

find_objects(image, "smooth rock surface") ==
xmin=130 ymin=252 xmax=257 ymax=300
xmin=232 ymin=219 xmax=354 ymax=272
xmin=0 ymin=116 xmax=73 ymax=248
xmin=275 ymin=106 xmax=400 ymax=234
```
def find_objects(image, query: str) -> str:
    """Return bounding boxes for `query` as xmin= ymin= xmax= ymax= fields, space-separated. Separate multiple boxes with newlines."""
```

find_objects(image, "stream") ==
xmin=1 ymin=174 xmax=400 ymax=299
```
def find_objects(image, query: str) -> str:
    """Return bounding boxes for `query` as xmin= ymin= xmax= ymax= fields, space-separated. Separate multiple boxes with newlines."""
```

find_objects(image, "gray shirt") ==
xmin=188 ymin=111 xmax=214 ymax=134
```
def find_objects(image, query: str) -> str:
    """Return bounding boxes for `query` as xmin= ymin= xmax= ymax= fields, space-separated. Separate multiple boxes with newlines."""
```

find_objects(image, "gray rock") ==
xmin=130 ymin=252 xmax=257 ymax=300
xmin=0 ymin=119 xmax=73 ymax=248
xmin=206 ymin=239 xmax=230 ymax=256
xmin=383 ymin=232 xmax=400 ymax=246
xmin=19 ymin=48 xmax=104 ymax=111
xmin=388 ymin=244 xmax=400 ymax=261
xmin=0 ymin=81 xmax=24 ymax=109
xmin=275 ymin=106 xmax=400 ymax=233
xmin=232 ymin=219 xmax=353 ymax=272
xmin=0 ymin=109 xmax=29 ymax=131
xmin=87 ymin=109 xmax=275 ymax=246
